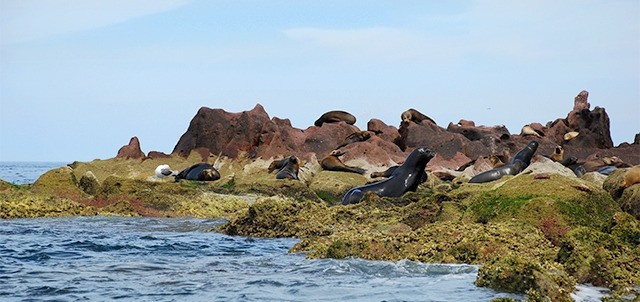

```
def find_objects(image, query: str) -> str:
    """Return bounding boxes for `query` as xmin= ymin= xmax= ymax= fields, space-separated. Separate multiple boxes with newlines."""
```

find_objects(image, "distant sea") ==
xmin=0 ymin=162 xmax=607 ymax=301
xmin=0 ymin=161 xmax=68 ymax=184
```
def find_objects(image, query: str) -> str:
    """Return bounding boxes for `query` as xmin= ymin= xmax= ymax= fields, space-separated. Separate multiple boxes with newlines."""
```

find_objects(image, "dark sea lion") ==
xmin=268 ymin=157 xmax=289 ymax=173
xmin=174 ymin=163 xmax=220 ymax=181
xmin=314 ymin=110 xmax=356 ymax=127
xmin=336 ymin=131 xmax=372 ymax=149
xmin=469 ymin=141 xmax=539 ymax=183
xmin=275 ymin=156 xmax=300 ymax=180
xmin=342 ymin=147 xmax=436 ymax=205
xmin=321 ymin=150 xmax=366 ymax=174
xmin=401 ymin=108 xmax=436 ymax=125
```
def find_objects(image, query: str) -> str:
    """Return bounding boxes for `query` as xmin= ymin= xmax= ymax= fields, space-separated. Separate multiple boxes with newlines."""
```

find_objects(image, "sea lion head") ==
xmin=401 ymin=110 xmax=412 ymax=123
xmin=329 ymin=150 xmax=347 ymax=157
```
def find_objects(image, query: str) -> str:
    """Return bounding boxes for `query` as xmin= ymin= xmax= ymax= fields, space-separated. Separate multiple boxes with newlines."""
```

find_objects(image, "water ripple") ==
xmin=0 ymin=216 xmax=525 ymax=302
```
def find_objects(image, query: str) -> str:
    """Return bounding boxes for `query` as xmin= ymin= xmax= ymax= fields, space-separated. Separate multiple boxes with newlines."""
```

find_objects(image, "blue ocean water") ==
xmin=0 ymin=161 xmax=68 ymax=185
xmin=0 ymin=162 xmax=605 ymax=301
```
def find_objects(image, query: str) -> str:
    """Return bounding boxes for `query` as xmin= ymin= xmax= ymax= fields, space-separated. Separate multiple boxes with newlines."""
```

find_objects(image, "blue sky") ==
xmin=1 ymin=0 xmax=639 ymax=162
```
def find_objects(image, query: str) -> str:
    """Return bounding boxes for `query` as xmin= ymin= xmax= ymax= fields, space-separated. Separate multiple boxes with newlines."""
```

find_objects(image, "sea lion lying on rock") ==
xmin=314 ymin=110 xmax=356 ymax=127
xmin=469 ymin=141 xmax=539 ymax=183
xmin=342 ymin=147 xmax=436 ymax=205
xmin=401 ymin=108 xmax=436 ymax=125
xmin=336 ymin=131 xmax=372 ymax=149
xmin=174 ymin=163 xmax=220 ymax=182
xmin=321 ymin=150 xmax=366 ymax=175
xmin=274 ymin=156 xmax=300 ymax=180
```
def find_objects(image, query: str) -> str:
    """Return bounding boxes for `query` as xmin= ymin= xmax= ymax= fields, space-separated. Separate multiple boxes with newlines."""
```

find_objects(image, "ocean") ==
xmin=0 ymin=162 xmax=605 ymax=301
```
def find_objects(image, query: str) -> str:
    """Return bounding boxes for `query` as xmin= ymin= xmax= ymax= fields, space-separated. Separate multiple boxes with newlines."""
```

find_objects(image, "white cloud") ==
xmin=283 ymin=0 xmax=639 ymax=64
xmin=0 ymin=0 xmax=190 ymax=45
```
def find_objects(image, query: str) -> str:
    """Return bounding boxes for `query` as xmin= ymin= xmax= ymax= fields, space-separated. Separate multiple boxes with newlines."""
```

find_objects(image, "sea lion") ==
xmin=342 ymin=147 xmax=436 ymax=205
xmin=336 ymin=131 xmax=372 ymax=149
xmin=174 ymin=163 xmax=220 ymax=181
xmin=155 ymin=164 xmax=177 ymax=178
xmin=622 ymin=165 xmax=640 ymax=188
xmin=520 ymin=125 xmax=544 ymax=138
xmin=550 ymin=146 xmax=564 ymax=162
xmin=321 ymin=150 xmax=366 ymax=174
xmin=268 ymin=157 xmax=289 ymax=173
xmin=469 ymin=141 xmax=539 ymax=183
xmin=564 ymin=131 xmax=579 ymax=141
xmin=275 ymin=156 xmax=300 ymax=180
xmin=401 ymin=108 xmax=436 ymax=125
xmin=370 ymin=166 xmax=399 ymax=178
xmin=314 ymin=110 xmax=356 ymax=127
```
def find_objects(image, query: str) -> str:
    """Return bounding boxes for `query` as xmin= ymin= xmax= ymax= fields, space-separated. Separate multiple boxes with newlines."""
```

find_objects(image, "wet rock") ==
xmin=116 ymin=137 xmax=146 ymax=160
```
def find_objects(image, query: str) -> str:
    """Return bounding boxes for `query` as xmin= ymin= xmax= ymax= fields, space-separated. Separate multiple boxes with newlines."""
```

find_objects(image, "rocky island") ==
xmin=1 ymin=90 xmax=639 ymax=301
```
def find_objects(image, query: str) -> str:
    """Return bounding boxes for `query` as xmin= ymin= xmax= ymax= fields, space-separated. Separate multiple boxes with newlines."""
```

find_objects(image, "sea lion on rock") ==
xmin=550 ymin=146 xmax=564 ymax=162
xmin=342 ymin=147 xmax=436 ymax=205
xmin=623 ymin=165 xmax=640 ymax=188
xmin=564 ymin=131 xmax=579 ymax=141
xmin=336 ymin=131 xmax=372 ymax=149
xmin=268 ymin=157 xmax=289 ymax=173
xmin=174 ymin=163 xmax=220 ymax=182
xmin=370 ymin=166 xmax=399 ymax=178
xmin=314 ymin=110 xmax=356 ymax=127
xmin=274 ymin=156 xmax=300 ymax=180
xmin=321 ymin=150 xmax=366 ymax=174
xmin=520 ymin=125 xmax=544 ymax=138
xmin=401 ymin=108 xmax=436 ymax=125
xmin=469 ymin=141 xmax=539 ymax=183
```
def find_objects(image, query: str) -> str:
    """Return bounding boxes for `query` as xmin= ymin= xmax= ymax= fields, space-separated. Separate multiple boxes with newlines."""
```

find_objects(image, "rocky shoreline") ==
xmin=1 ymin=90 xmax=639 ymax=301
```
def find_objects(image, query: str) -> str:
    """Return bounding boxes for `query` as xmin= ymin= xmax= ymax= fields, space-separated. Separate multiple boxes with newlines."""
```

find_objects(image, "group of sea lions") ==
xmin=154 ymin=108 xmax=636 ymax=206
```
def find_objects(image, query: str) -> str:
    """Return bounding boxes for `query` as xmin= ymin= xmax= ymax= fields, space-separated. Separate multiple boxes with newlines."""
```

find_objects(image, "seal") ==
xmin=622 ymin=165 xmax=640 ymax=188
xmin=268 ymin=157 xmax=289 ymax=173
xmin=321 ymin=150 xmax=366 ymax=174
xmin=314 ymin=110 xmax=356 ymax=127
xmin=401 ymin=108 xmax=436 ymax=125
xmin=342 ymin=147 xmax=436 ymax=205
xmin=275 ymin=156 xmax=300 ymax=180
xmin=174 ymin=163 xmax=220 ymax=181
xmin=336 ymin=131 xmax=372 ymax=149
xmin=469 ymin=141 xmax=539 ymax=183
xmin=520 ymin=125 xmax=543 ymax=138
xmin=370 ymin=166 xmax=399 ymax=178
xmin=563 ymin=131 xmax=579 ymax=141
xmin=550 ymin=145 xmax=564 ymax=162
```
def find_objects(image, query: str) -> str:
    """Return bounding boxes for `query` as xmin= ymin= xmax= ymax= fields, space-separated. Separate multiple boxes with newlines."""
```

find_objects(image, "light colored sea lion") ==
xmin=336 ymin=131 xmax=372 ymax=149
xmin=563 ymin=131 xmax=579 ymax=141
xmin=370 ymin=166 xmax=399 ymax=178
xmin=174 ymin=163 xmax=220 ymax=181
xmin=401 ymin=108 xmax=436 ymax=125
xmin=314 ymin=110 xmax=356 ymax=127
xmin=469 ymin=141 xmax=539 ymax=183
xmin=342 ymin=147 xmax=436 ymax=205
xmin=550 ymin=146 xmax=564 ymax=162
xmin=622 ymin=165 xmax=640 ymax=188
xmin=320 ymin=150 xmax=366 ymax=174
xmin=275 ymin=156 xmax=300 ymax=180
xmin=520 ymin=125 xmax=543 ymax=138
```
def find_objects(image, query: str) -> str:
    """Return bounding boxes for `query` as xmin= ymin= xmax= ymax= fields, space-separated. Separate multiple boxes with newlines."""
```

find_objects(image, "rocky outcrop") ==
xmin=168 ymin=90 xmax=638 ymax=172
xmin=116 ymin=137 xmax=145 ymax=160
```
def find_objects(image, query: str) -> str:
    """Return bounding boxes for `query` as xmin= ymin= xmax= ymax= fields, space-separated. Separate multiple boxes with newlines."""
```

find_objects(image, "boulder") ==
xmin=172 ymin=104 xmax=271 ymax=158
xmin=116 ymin=137 xmax=146 ymax=160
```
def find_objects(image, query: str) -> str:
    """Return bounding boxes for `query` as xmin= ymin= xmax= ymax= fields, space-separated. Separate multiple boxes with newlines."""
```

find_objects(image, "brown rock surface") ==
xmin=116 ymin=137 xmax=146 ymax=160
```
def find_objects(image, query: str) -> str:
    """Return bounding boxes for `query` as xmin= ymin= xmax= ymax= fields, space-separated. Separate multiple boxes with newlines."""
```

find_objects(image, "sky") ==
xmin=1 ymin=0 xmax=639 ymax=162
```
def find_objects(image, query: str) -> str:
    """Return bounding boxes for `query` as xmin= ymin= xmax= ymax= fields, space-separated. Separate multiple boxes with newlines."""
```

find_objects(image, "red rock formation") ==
xmin=165 ymin=90 xmax=638 ymax=169
xmin=116 ymin=137 xmax=146 ymax=160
